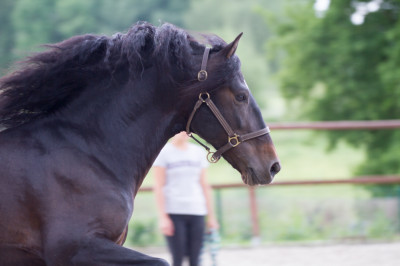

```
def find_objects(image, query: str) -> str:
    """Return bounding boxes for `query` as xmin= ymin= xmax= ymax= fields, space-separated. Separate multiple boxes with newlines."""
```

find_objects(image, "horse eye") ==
xmin=235 ymin=94 xmax=247 ymax=102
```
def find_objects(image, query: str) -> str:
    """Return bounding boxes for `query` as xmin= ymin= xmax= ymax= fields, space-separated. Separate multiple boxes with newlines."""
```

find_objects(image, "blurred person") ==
xmin=153 ymin=131 xmax=219 ymax=266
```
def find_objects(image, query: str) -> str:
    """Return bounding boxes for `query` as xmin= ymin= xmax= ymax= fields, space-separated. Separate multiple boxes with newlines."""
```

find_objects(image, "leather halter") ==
xmin=186 ymin=47 xmax=270 ymax=163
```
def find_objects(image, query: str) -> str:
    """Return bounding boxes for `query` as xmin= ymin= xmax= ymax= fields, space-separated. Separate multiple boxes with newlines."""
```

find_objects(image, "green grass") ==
xmin=266 ymin=130 xmax=365 ymax=180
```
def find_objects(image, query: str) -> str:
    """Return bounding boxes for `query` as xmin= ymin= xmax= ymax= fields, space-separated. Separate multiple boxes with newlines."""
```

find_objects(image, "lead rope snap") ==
xmin=207 ymin=151 xmax=220 ymax=163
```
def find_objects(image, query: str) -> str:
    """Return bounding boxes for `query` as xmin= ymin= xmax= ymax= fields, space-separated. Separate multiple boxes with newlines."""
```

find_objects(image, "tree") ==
xmin=183 ymin=0 xmax=287 ymax=113
xmin=11 ymin=0 xmax=104 ymax=58
xmin=266 ymin=0 xmax=400 ymax=194
xmin=0 ymin=0 xmax=17 ymax=74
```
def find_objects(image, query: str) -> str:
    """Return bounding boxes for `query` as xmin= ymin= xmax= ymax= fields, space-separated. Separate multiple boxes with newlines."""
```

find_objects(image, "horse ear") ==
xmin=219 ymin=33 xmax=243 ymax=59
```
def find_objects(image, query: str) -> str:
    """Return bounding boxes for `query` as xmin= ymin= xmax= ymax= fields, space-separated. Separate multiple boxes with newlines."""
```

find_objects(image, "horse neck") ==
xmin=54 ymin=68 xmax=182 ymax=193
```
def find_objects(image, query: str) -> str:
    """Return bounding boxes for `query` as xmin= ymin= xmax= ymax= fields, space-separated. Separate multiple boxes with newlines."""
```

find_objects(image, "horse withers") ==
xmin=0 ymin=22 xmax=280 ymax=265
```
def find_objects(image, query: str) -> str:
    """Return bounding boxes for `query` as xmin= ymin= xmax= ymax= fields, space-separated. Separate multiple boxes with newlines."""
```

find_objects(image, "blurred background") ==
xmin=1 ymin=0 xmax=400 ymax=257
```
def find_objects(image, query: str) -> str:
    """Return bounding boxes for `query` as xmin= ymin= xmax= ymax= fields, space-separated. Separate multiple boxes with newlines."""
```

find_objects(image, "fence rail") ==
xmin=211 ymin=175 xmax=400 ymax=189
xmin=139 ymin=176 xmax=400 ymax=192
xmin=268 ymin=119 xmax=400 ymax=130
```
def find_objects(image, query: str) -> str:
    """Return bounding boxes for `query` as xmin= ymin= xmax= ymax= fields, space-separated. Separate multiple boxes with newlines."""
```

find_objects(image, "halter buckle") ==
xmin=228 ymin=134 xmax=241 ymax=147
xmin=198 ymin=70 xmax=208 ymax=81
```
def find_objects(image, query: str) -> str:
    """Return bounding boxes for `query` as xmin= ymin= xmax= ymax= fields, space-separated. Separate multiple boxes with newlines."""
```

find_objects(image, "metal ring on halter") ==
xmin=228 ymin=134 xmax=241 ymax=147
xmin=198 ymin=70 xmax=208 ymax=81
xmin=207 ymin=151 xmax=220 ymax=163
xmin=199 ymin=92 xmax=210 ymax=102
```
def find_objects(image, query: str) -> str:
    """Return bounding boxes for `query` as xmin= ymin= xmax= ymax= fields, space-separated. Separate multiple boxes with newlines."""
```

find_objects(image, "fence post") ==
xmin=397 ymin=186 xmax=400 ymax=232
xmin=249 ymin=187 xmax=261 ymax=246
xmin=215 ymin=189 xmax=223 ymax=235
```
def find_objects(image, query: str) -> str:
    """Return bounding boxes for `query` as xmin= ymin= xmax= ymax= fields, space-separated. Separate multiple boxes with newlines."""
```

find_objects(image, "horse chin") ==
xmin=241 ymin=168 xmax=274 ymax=186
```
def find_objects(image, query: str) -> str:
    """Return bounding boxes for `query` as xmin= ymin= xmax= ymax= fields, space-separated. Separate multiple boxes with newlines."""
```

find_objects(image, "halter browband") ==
xmin=186 ymin=47 xmax=270 ymax=163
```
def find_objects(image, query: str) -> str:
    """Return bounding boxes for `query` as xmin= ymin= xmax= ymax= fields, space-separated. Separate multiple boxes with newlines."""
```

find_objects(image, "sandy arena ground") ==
xmin=137 ymin=241 xmax=400 ymax=266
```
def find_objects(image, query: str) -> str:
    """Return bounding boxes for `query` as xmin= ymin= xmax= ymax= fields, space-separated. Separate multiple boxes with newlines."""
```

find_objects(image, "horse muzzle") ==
xmin=242 ymin=160 xmax=281 ymax=186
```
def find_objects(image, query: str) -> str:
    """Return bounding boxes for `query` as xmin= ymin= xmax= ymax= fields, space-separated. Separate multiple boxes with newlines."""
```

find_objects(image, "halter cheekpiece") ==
xmin=197 ymin=47 xmax=210 ymax=81
xmin=186 ymin=47 xmax=270 ymax=163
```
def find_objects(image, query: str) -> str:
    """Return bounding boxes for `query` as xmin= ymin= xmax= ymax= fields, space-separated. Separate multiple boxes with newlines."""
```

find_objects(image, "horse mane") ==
xmin=0 ymin=22 xmax=227 ymax=129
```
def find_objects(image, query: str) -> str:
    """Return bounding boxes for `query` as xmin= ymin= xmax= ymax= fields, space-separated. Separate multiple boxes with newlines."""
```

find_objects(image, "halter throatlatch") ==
xmin=186 ymin=47 xmax=271 ymax=163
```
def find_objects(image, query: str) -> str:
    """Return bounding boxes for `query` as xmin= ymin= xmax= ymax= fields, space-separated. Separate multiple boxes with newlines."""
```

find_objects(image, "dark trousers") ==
xmin=166 ymin=214 xmax=205 ymax=266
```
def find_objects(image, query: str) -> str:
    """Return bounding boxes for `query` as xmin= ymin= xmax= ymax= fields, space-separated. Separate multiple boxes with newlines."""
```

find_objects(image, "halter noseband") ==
xmin=186 ymin=47 xmax=270 ymax=163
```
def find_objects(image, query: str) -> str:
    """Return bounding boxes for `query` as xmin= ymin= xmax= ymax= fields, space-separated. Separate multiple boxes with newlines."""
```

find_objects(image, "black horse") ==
xmin=0 ymin=22 xmax=280 ymax=265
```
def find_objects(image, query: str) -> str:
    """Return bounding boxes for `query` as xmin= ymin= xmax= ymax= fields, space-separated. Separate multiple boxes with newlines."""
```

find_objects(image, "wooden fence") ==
xmin=139 ymin=120 xmax=400 ymax=242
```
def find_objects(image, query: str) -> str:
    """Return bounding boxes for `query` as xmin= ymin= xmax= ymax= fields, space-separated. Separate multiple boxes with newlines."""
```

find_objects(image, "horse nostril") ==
xmin=270 ymin=162 xmax=281 ymax=177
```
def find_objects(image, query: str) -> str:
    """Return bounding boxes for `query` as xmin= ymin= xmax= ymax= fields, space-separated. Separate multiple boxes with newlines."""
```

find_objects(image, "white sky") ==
xmin=314 ymin=0 xmax=383 ymax=25
xmin=351 ymin=0 xmax=383 ymax=25
xmin=314 ymin=0 xmax=330 ymax=12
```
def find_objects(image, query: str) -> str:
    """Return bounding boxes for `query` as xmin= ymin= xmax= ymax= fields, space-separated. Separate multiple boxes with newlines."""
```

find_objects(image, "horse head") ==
xmin=184 ymin=33 xmax=281 ymax=185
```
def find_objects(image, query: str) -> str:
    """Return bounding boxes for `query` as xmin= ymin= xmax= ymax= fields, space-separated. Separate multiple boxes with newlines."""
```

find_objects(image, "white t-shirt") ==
xmin=153 ymin=143 xmax=209 ymax=215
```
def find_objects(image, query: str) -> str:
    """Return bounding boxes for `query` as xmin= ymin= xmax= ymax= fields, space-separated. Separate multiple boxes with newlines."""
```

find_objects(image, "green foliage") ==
xmin=128 ymin=219 xmax=159 ymax=247
xmin=3 ymin=0 xmax=191 ymax=57
xmin=256 ymin=187 xmax=400 ymax=243
xmin=0 ymin=0 xmax=16 ymax=70
xmin=365 ymin=210 xmax=398 ymax=238
xmin=12 ymin=0 xmax=59 ymax=56
xmin=265 ymin=0 xmax=400 ymax=193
